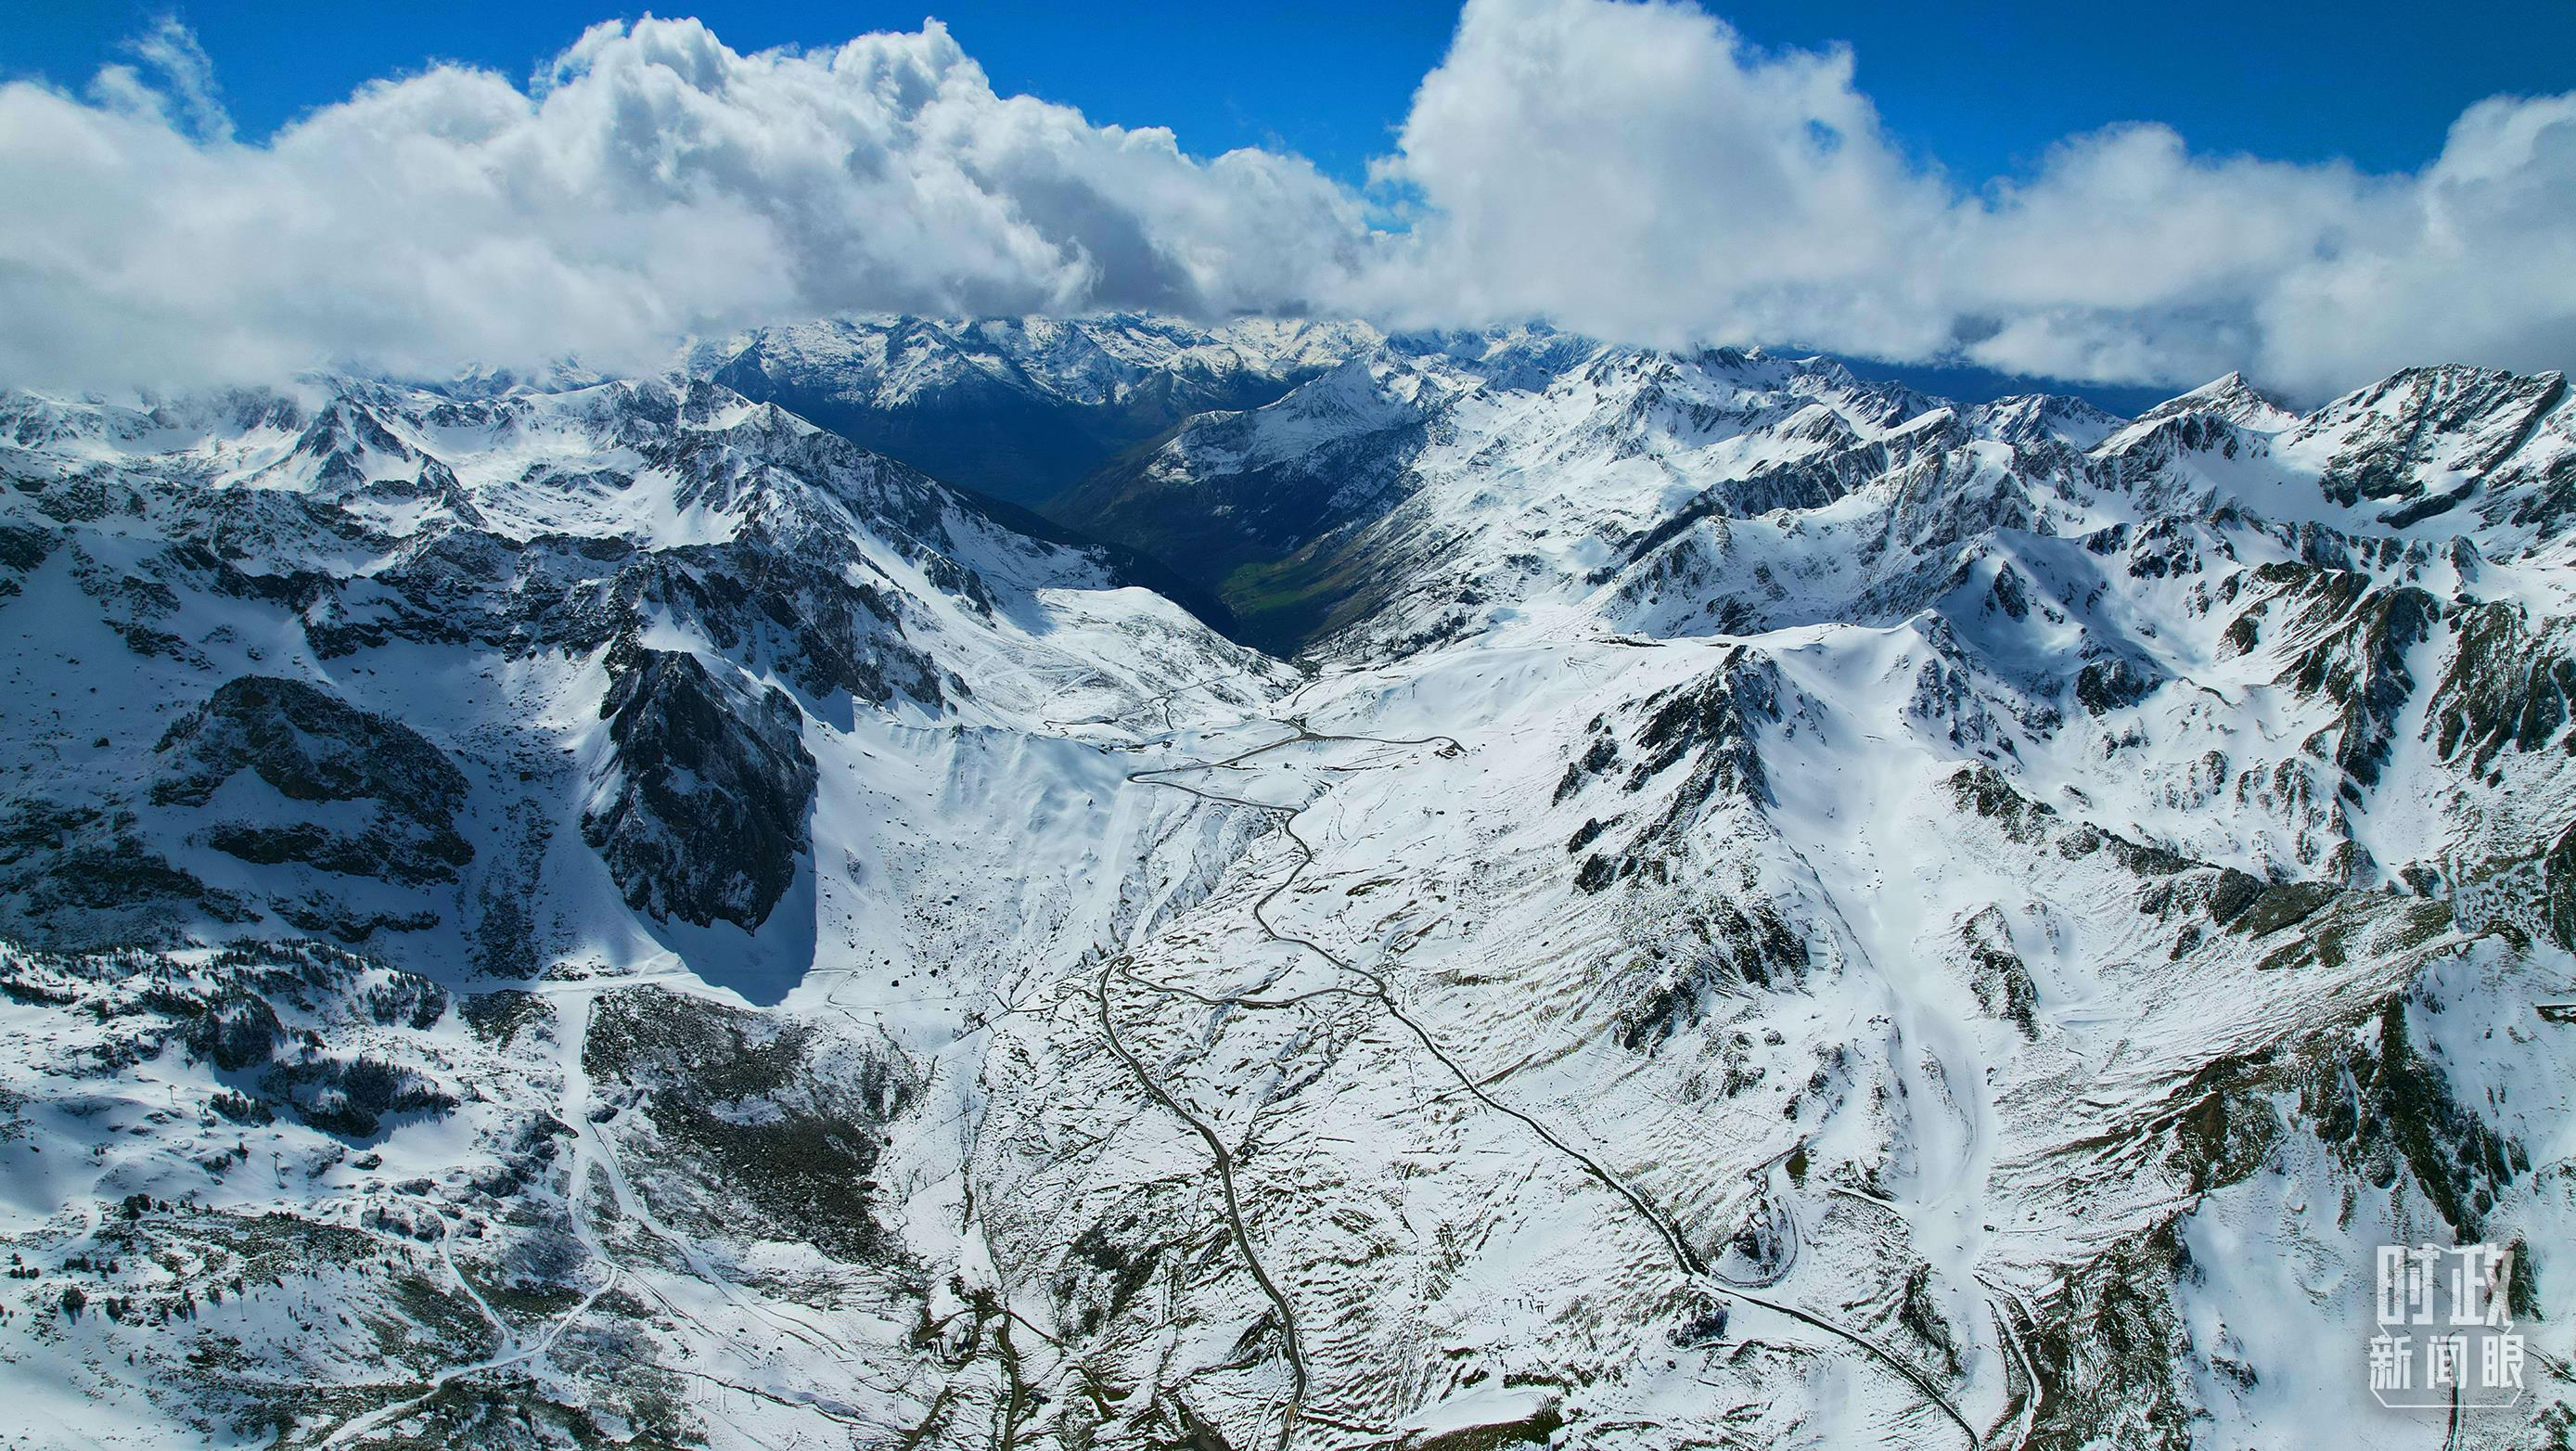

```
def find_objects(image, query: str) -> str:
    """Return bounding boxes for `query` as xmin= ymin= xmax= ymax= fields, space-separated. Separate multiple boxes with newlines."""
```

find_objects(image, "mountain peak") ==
xmin=2139 ymin=369 xmax=2296 ymax=429
xmin=8 ymin=320 xmax=2576 ymax=1451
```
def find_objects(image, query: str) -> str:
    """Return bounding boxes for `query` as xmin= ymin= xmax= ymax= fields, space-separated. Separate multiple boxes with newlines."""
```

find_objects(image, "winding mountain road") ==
xmin=1097 ymin=713 xmax=1980 ymax=1449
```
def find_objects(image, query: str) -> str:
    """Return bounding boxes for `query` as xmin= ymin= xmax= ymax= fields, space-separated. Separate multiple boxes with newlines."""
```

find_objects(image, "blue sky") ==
xmin=4 ymin=0 xmax=2573 ymax=398
xmin=13 ymin=0 xmax=2570 ymax=187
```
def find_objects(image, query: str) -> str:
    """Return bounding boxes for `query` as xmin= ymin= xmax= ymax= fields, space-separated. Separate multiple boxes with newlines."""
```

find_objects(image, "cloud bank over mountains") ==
xmin=5 ymin=0 xmax=2573 ymax=397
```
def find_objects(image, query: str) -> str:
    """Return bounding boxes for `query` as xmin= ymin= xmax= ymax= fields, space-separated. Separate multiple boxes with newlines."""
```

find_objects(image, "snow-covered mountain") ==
xmin=686 ymin=315 xmax=1382 ymax=507
xmin=3 ymin=327 xmax=2573 ymax=1451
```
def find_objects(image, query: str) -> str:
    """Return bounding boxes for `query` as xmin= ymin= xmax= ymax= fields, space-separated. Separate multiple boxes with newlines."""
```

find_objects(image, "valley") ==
xmin=0 ymin=320 xmax=2570 ymax=1449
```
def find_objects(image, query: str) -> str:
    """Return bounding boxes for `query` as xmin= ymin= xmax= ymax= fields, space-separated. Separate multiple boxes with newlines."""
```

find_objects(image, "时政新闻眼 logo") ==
xmin=2368 ymin=1242 xmax=2524 ymax=1411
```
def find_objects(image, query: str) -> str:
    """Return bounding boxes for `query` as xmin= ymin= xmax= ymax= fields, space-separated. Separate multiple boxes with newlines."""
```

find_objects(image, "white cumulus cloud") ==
xmin=1378 ymin=0 xmax=2576 ymax=397
xmin=0 ymin=16 xmax=1364 ymax=389
xmin=2 ymin=0 xmax=2572 ymax=399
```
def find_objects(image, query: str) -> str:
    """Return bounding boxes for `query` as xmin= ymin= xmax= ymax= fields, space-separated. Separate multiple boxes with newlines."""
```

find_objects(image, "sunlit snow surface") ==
xmin=0 ymin=337 xmax=2572 ymax=1448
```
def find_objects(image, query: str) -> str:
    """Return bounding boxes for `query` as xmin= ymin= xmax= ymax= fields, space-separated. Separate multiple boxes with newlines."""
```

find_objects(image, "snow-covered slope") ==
xmin=686 ymin=315 xmax=1384 ymax=506
xmin=1047 ymin=333 xmax=1998 ymax=649
xmin=3 ymin=334 xmax=2574 ymax=1451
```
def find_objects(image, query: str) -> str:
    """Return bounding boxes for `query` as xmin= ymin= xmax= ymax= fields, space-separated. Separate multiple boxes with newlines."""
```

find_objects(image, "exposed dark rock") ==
xmin=1988 ymin=564 xmax=2031 ymax=620
xmin=1947 ymin=763 xmax=2055 ymax=841
xmin=1554 ymin=727 xmax=1621 ymax=804
xmin=0 ymin=520 xmax=57 ymax=598
xmin=268 ymin=893 xmax=440 ymax=944
xmin=2302 ymin=997 xmax=2527 ymax=1240
xmin=2269 ymin=570 xmax=2441 ymax=789
xmin=2204 ymin=868 xmax=2265 ymax=926
xmin=1407 ymin=1399 xmax=1565 ymax=1451
xmin=1615 ymin=900 xmax=1810 ymax=1048
xmin=1572 ymin=853 xmax=1619 ymax=894
xmin=633 ymin=541 xmax=945 ymax=708
xmin=2428 ymin=601 xmax=2576 ymax=767
xmin=2313 ymin=367 xmax=2565 ymax=509
xmin=1626 ymin=651 xmax=1778 ymax=806
xmin=1057 ymin=1219 xmax=1171 ymax=1338
xmin=1620 ymin=448 xmax=1859 ymax=567
xmin=2073 ymin=656 xmax=2159 ymax=715
xmin=0 ymin=799 xmax=257 ymax=947
xmin=153 ymin=674 xmax=474 ymax=885
xmin=2121 ymin=517 xmax=2208 ymax=580
xmin=1962 ymin=905 xmax=2039 ymax=1036
xmin=2022 ymin=1224 xmax=2199 ymax=1451
xmin=1569 ymin=655 xmax=1781 ymax=895
xmin=583 ymin=986 xmax=917 ymax=1259
xmin=582 ymin=642 xmax=817 ymax=931
xmin=2539 ymin=819 xmax=2576 ymax=953
xmin=2226 ymin=880 xmax=2339 ymax=937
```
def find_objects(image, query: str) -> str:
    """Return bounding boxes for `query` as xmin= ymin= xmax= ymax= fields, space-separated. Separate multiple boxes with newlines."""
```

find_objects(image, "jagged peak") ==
xmin=2135 ymin=370 xmax=2296 ymax=430
xmin=1977 ymin=391 xmax=2125 ymax=426
xmin=2303 ymin=362 xmax=2567 ymax=430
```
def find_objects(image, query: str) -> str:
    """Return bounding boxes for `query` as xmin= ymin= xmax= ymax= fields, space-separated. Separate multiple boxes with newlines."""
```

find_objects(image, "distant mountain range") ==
xmin=686 ymin=315 xmax=1378 ymax=506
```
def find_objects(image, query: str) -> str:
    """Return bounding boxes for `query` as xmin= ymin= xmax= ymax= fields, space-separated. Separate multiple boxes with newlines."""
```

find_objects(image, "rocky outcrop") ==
xmin=152 ymin=675 xmax=474 ymax=885
xmin=582 ymin=986 xmax=917 ymax=1259
xmin=1567 ymin=651 xmax=1782 ymax=893
xmin=0 ymin=799 xmax=258 ymax=947
xmin=2263 ymin=565 xmax=2442 ymax=790
xmin=2429 ymin=600 xmax=2576 ymax=767
xmin=582 ymin=643 xmax=816 ymax=931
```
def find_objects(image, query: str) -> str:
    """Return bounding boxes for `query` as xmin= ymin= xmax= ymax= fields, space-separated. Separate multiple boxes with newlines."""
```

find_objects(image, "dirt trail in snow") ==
xmin=1103 ymin=714 xmax=1980 ymax=1449
xmin=1092 ymin=955 xmax=1313 ymax=1451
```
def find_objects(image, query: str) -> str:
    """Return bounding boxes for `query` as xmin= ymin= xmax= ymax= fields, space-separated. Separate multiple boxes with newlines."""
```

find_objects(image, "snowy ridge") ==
xmin=682 ymin=315 xmax=1388 ymax=505
xmin=1 ymin=327 xmax=2573 ymax=1450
